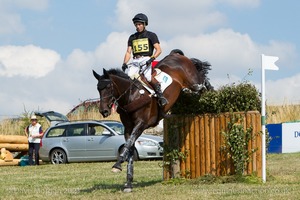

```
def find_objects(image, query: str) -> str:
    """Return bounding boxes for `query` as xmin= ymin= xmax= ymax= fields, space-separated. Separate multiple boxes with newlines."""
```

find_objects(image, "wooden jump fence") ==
xmin=163 ymin=111 xmax=262 ymax=179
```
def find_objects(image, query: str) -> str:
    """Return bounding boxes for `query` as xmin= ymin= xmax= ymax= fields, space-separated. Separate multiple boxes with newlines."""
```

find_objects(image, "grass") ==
xmin=1 ymin=153 xmax=300 ymax=200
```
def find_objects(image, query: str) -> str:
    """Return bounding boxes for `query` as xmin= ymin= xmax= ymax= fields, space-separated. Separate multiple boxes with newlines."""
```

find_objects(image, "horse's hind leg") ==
xmin=123 ymin=146 xmax=134 ymax=193
xmin=192 ymin=83 xmax=206 ymax=93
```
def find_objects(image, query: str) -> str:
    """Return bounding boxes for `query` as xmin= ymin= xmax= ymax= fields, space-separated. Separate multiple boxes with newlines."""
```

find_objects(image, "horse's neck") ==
xmin=110 ymin=75 xmax=133 ymax=95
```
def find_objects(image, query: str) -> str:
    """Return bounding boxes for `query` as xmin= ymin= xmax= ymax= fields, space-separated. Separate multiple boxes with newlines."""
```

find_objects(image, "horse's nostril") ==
xmin=101 ymin=110 xmax=110 ymax=118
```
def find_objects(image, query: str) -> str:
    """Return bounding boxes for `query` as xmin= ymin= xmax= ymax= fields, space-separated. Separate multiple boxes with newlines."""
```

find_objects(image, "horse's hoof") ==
xmin=111 ymin=167 xmax=122 ymax=173
xmin=123 ymin=183 xmax=133 ymax=193
xmin=123 ymin=188 xmax=132 ymax=193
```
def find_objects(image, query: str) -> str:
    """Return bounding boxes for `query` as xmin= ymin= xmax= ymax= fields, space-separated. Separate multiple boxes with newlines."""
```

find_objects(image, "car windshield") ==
xmin=103 ymin=122 xmax=124 ymax=135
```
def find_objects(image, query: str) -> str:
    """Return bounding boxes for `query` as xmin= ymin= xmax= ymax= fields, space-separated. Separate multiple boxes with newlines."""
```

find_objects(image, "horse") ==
xmin=93 ymin=54 xmax=206 ymax=192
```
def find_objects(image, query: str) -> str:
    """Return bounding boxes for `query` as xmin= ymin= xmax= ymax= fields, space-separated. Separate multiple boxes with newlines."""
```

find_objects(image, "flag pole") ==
xmin=261 ymin=54 xmax=279 ymax=182
xmin=261 ymin=54 xmax=267 ymax=182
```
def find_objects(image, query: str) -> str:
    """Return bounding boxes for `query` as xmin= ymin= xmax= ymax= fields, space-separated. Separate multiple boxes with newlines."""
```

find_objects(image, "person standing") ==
xmin=25 ymin=115 xmax=43 ymax=165
xmin=121 ymin=13 xmax=168 ymax=107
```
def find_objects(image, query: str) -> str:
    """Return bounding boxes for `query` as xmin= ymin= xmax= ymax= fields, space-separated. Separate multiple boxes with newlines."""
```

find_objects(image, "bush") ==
xmin=171 ymin=82 xmax=261 ymax=115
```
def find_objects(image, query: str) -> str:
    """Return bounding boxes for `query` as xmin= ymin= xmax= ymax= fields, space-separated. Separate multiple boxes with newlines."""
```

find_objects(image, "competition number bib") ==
xmin=132 ymin=38 xmax=149 ymax=54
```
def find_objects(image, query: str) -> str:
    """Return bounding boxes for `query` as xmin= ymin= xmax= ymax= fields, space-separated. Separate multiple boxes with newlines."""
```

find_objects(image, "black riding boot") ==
xmin=153 ymin=83 xmax=168 ymax=107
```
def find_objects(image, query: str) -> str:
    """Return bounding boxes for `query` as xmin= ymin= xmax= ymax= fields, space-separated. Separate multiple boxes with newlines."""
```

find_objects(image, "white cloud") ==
xmin=0 ymin=0 xmax=49 ymax=34
xmin=94 ymin=32 xmax=128 ymax=67
xmin=0 ymin=45 xmax=60 ymax=78
xmin=162 ymin=28 xmax=295 ymax=77
xmin=266 ymin=74 xmax=300 ymax=104
xmin=114 ymin=0 xmax=226 ymax=35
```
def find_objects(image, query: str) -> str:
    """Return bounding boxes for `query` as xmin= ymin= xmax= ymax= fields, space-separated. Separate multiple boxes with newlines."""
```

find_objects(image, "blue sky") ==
xmin=0 ymin=0 xmax=299 ymax=119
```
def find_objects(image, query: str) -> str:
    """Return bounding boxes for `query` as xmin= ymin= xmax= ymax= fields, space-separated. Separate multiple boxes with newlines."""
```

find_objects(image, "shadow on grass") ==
xmin=80 ymin=179 xmax=162 ymax=193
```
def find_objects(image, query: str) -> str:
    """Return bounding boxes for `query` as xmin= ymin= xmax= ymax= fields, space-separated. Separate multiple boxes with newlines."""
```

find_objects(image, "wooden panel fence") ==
xmin=163 ymin=111 xmax=262 ymax=179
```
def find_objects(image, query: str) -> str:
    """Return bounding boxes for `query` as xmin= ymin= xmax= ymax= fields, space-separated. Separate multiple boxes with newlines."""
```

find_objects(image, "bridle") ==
xmin=98 ymin=78 xmax=140 ymax=111
xmin=98 ymin=81 xmax=116 ymax=109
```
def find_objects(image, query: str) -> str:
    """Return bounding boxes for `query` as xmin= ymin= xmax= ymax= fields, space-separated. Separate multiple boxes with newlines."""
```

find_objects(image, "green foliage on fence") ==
xmin=171 ymin=82 xmax=261 ymax=115
xmin=221 ymin=114 xmax=259 ymax=175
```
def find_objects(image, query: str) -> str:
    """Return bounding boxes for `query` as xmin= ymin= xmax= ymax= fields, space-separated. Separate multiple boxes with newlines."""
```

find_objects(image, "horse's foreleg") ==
xmin=123 ymin=146 xmax=134 ymax=193
xmin=112 ymin=134 xmax=137 ymax=172
xmin=112 ymin=121 xmax=144 ymax=173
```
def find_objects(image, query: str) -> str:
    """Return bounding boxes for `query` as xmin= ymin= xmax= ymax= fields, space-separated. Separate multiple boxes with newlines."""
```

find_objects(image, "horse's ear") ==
xmin=93 ymin=70 xmax=100 ymax=80
xmin=103 ymin=68 xmax=109 ymax=79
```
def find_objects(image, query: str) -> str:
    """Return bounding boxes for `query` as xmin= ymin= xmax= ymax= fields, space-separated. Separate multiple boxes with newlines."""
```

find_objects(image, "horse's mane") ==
xmin=106 ymin=68 xmax=131 ymax=79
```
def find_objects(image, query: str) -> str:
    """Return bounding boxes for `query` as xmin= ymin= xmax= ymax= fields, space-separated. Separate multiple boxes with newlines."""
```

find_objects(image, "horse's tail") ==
xmin=190 ymin=58 xmax=211 ymax=76
xmin=190 ymin=58 xmax=214 ymax=91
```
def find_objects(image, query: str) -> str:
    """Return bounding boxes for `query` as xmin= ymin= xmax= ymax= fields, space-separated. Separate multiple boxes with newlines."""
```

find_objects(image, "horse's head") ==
xmin=93 ymin=69 xmax=115 ymax=118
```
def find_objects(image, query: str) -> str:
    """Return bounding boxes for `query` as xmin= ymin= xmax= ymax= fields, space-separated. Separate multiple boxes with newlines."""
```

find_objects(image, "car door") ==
xmin=85 ymin=123 xmax=124 ymax=161
xmin=63 ymin=124 xmax=87 ymax=161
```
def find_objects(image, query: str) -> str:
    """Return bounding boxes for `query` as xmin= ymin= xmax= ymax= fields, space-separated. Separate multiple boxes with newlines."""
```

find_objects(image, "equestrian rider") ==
xmin=121 ymin=13 xmax=168 ymax=107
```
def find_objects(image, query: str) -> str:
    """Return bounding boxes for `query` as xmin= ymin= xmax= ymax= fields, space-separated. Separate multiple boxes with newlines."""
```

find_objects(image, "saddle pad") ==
xmin=154 ymin=69 xmax=173 ymax=92
xmin=138 ymin=69 xmax=173 ymax=94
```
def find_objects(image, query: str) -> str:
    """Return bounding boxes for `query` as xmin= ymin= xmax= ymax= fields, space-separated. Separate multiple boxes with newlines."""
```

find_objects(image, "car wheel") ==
xmin=118 ymin=147 xmax=139 ymax=161
xmin=50 ymin=148 xmax=67 ymax=164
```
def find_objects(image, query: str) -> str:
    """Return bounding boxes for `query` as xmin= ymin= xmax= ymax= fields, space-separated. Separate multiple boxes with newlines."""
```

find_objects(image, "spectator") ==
xmin=25 ymin=115 xmax=43 ymax=165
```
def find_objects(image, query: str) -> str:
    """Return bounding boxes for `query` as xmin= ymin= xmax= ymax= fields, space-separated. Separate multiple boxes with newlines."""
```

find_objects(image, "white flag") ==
xmin=261 ymin=54 xmax=279 ymax=70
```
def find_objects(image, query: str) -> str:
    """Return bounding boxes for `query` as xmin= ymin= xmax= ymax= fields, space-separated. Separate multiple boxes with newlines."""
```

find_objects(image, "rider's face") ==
xmin=134 ymin=22 xmax=145 ymax=32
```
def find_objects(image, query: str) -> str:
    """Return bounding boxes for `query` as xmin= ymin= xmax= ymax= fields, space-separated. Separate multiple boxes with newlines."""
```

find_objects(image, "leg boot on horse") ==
xmin=150 ymin=78 xmax=168 ymax=107
xmin=123 ymin=147 xmax=134 ymax=193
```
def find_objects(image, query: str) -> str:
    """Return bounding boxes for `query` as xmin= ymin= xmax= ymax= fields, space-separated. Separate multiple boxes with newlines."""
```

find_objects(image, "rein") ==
xmin=103 ymin=76 xmax=142 ymax=111
xmin=101 ymin=63 xmax=152 ymax=112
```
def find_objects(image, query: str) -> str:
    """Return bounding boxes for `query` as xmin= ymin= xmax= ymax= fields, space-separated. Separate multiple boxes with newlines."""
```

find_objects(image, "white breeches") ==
xmin=127 ymin=56 xmax=152 ymax=82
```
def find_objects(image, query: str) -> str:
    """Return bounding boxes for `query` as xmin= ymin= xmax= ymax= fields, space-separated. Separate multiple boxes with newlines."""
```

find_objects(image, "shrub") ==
xmin=171 ymin=82 xmax=261 ymax=115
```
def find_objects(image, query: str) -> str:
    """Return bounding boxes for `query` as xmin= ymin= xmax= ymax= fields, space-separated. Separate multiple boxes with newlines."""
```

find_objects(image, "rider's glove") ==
xmin=122 ymin=63 xmax=128 ymax=72
xmin=146 ymin=56 xmax=155 ymax=66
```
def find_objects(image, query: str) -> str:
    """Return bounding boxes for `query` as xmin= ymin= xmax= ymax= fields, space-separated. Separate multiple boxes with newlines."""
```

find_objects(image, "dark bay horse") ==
xmin=93 ymin=54 xmax=206 ymax=192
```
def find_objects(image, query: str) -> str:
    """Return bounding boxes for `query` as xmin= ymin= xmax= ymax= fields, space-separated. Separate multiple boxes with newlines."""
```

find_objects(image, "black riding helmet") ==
xmin=132 ymin=13 xmax=148 ymax=26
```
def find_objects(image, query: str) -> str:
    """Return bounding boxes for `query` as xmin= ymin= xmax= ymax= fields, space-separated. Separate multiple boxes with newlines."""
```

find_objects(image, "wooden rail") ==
xmin=163 ymin=111 xmax=262 ymax=179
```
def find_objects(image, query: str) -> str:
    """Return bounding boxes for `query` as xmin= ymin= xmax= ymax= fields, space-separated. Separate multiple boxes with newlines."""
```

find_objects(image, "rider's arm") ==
xmin=152 ymin=43 xmax=161 ymax=59
xmin=123 ymin=46 xmax=132 ymax=64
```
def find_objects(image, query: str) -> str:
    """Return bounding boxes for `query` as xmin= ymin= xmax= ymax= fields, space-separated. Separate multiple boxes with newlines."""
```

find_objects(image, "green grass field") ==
xmin=1 ymin=153 xmax=299 ymax=200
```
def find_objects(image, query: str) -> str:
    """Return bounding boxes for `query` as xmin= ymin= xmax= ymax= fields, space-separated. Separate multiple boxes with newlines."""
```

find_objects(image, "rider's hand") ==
xmin=122 ymin=63 xmax=128 ymax=72
xmin=146 ymin=57 xmax=155 ymax=66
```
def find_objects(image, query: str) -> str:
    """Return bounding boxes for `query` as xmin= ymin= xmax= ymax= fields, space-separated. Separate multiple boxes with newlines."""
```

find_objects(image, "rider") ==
xmin=121 ymin=13 xmax=168 ymax=107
